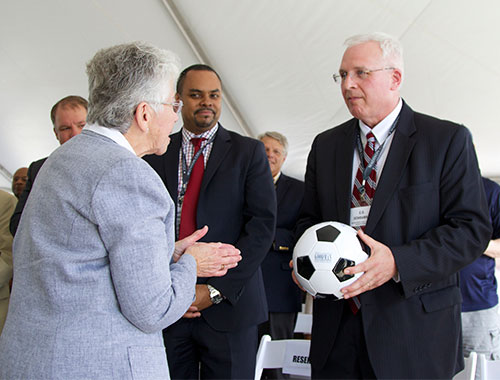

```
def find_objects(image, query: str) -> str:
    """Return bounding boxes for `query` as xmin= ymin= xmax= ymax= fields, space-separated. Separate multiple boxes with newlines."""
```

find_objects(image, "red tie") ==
xmin=179 ymin=138 xmax=205 ymax=239
xmin=348 ymin=131 xmax=377 ymax=314
xmin=352 ymin=131 xmax=377 ymax=212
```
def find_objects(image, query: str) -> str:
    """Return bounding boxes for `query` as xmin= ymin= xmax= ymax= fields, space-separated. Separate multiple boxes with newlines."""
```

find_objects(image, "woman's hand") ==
xmin=186 ymin=242 xmax=241 ymax=277
xmin=173 ymin=226 xmax=209 ymax=262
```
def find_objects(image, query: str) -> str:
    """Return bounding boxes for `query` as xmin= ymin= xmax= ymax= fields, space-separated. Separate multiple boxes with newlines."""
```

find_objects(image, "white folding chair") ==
xmin=453 ymin=352 xmax=478 ymax=380
xmin=294 ymin=312 xmax=312 ymax=334
xmin=254 ymin=334 xmax=311 ymax=380
xmin=477 ymin=353 xmax=500 ymax=380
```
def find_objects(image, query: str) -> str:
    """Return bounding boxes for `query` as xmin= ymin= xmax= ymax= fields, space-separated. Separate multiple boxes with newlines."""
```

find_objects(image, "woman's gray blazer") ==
xmin=0 ymin=130 xmax=196 ymax=379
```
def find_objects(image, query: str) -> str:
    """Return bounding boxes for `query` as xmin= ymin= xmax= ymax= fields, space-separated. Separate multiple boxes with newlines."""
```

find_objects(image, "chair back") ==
xmin=453 ymin=352 xmax=477 ymax=380
xmin=294 ymin=312 xmax=312 ymax=334
xmin=478 ymin=353 xmax=500 ymax=380
xmin=254 ymin=334 xmax=311 ymax=380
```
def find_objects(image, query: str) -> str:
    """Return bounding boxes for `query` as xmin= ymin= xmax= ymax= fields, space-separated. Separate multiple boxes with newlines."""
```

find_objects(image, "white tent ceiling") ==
xmin=1 ymin=0 xmax=499 ymax=193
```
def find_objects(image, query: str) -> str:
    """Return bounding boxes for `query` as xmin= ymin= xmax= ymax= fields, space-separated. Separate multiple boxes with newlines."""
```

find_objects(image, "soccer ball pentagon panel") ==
xmin=293 ymin=221 xmax=368 ymax=299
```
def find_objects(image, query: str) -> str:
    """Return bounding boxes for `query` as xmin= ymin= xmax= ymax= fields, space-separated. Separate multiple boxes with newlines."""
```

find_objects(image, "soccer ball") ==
xmin=293 ymin=221 xmax=368 ymax=299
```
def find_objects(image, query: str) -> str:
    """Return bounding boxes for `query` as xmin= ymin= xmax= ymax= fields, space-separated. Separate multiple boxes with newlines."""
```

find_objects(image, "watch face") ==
xmin=208 ymin=285 xmax=222 ymax=304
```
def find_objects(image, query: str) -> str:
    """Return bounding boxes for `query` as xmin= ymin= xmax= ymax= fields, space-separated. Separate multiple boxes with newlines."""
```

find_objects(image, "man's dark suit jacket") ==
xmin=145 ymin=125 xmax=276 ymax=332
xmin=297 ymin=101 xmax=492 ymax=379
xmin=10 ymin=158 xmax=46 ymax=236
xmin=261 ymin=174 xmax=303 ymax=313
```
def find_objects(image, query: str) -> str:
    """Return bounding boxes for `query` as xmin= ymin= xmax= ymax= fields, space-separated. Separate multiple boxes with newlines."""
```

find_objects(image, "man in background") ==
xmin=258 ymin=131 xmax=303 ymax=379
xmin=297 ymin=32 xmax=491 ymax=379
xmin=0 ymin=189 xmax=16 ymax=333
xmin=145 ymin=64 xmax=276 ymax=379
xmin=460 ymin=177 xmax=500 ymax=361
xmin=11 ymin=168 xmax=28 ymax=199
xmin=10 ymin=95 xmax=87 ymax=235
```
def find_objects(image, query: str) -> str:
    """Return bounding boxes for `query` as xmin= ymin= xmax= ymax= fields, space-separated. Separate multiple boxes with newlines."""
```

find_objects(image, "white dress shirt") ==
xmin=350 ymin=98 xmax=403 ymax=191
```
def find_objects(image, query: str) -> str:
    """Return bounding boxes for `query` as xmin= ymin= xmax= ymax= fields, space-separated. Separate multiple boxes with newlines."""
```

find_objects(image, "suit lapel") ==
xmin=165 ymin=132 xmax=181 ymax=205
xmin=276 ymin=174 xmax=290 ymax=206
xmin=201 ymin=125 xmax=231 ymax=192
xmin=336 ymin=121 xmax=357 ymax=224
xmin=365 ymin=102 xmax=417 ymax=234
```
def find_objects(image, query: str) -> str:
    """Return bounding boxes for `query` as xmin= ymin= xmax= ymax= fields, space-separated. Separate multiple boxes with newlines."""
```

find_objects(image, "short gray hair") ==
xmin=258 ymin=131 xmax=288 ymax=155
xmin=344 ymin=32 xmax=404 ymax=78
xmin=86 ymin=42 xmax=180 ymax=133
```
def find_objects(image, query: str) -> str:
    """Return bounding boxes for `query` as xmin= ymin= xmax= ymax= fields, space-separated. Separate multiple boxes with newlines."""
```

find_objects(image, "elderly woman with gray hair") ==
xmin=0 ymin=42 xmax=241 ymax=379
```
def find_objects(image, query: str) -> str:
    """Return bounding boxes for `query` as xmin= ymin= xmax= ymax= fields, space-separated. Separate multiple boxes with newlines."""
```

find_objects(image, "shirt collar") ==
xmin=181 ymin=123 xmax=219 ymax=144
xmin=84 ymin=123 xmax=136 ymax=155
xmin=359 ymin=98 xmax=402 ymax=143
xmin=273 ymin=171 xmax=281 ymax=185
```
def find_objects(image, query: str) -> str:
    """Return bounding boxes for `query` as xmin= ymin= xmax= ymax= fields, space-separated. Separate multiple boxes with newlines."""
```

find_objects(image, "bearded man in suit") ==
xmin=145 ymin=64 xmax=276 ymax=380
xmin=296 ymin=32 xmax=491 ymax=379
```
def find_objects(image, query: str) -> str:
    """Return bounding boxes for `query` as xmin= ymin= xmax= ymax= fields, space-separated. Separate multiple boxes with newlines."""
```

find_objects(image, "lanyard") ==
xmin=178 ymin=135 xmax=216 ymax=206
xmin=355 ymin=115 xmax=400 ymax=189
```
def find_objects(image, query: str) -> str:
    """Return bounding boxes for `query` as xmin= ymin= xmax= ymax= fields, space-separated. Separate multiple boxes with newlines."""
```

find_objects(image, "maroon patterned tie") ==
xmin=352 ymin=131 xmax=377 ymax=213
xmin=348 ymin=131 xmax=377 ymax=314
xmin=179 ymin=138 xmax=205 ymax=240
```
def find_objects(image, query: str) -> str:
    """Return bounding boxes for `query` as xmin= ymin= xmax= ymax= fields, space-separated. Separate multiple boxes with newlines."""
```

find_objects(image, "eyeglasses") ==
xmin=332 ymin=67 xmax=395 ymax=84
xmin=158 ymin=100 xmax=183 ymax=114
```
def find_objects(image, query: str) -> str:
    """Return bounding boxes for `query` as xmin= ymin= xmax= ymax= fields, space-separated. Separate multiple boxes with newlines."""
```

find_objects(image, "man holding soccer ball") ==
xmin=296 ymin=32 xmax=491 ymax=379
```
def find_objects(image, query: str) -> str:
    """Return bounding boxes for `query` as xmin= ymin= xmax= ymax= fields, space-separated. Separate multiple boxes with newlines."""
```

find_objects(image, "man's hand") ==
xmin=186 ymin=242 xmax=241 ymax=277
xmin=183 ymin=285 xmax=213 ymax=318
xmin=341 ymin=229 xmax=397 ymax=299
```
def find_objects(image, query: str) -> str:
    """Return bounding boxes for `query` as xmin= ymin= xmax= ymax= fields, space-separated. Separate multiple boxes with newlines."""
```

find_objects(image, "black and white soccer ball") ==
xmin=293 ymin=221 xmax=368 ymax=299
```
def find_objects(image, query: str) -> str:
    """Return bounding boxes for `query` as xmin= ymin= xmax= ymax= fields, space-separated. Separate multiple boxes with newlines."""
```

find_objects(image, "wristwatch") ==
xmin=207 ymin=284 xmax=224 ymax=304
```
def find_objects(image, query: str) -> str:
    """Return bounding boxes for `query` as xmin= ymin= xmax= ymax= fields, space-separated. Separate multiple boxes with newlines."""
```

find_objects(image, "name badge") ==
xmin=350 ymin=206 xmax=370 ymax=228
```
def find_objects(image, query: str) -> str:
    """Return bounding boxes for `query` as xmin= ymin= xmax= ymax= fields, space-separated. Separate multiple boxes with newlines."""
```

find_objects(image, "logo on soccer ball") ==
xmin=293 ymin=221 xmax=368 ymax=299
xmin=314 ymin=252 xmax=332 ymax=263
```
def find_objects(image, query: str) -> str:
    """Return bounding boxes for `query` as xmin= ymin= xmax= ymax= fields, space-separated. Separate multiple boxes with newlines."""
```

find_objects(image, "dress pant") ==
xmin=164 ymin=317 xmax=257 ymax=380
xmin=312 ymin=303 xmax=376 ymax=379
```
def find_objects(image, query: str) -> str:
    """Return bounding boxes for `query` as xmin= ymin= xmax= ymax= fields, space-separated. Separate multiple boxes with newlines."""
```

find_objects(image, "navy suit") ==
xmin=259 ymin=174 xmax=304 ymax=379
xmin=145 ymin=125 xmax=276 ymax=379
xmin=297 ymin=101 xmax=491 ymax=379
xmin=9 ymin=157 xmax=46 ymax=236
xmin=261 ymin=174 xmax=303 ymax=313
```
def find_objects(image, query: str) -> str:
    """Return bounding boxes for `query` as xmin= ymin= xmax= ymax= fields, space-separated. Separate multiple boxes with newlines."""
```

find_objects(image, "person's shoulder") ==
xmin=58 ymin=130 xmax=138 ymax=170
xmin=95 ymin=146 xmax=166 ymax=192
xmin=281 ymin=173 xmax=304 ymax=187
xmin=0 ymin=189 xmax=16 ymax=205
xmin=406 ymin=102 xmax=469 ymax=139
xmin=217 ymin=125 xmax=265 ymax=160
xmin=413 ymin=111 xmax=464 ymax=130
xmin=31 ymin=157 xmax=48 ymax=167
xmin=483 ymin=177 xmax=500 ymax=196
xmin=220 ymin=125 xmax=260 ymax=146
xmin=417 ymin=115 xmax=473 ymax=151
xmin=315 ymin=118 xmax=356 ymax=142
xmin=27 ymin=157 xmax=49 ymax=178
